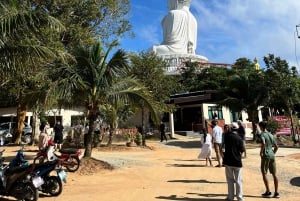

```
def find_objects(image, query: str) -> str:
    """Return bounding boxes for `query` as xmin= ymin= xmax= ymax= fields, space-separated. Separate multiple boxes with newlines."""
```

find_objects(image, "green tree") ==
xmin=263 ymin=54 xmax=300 ymax=136
xmin=129 ymin=51 xmax=180 ymax=143
xmin=0 ymin=0 xmax=65 ymax=143
xmin=55 ymin=40 xmax=158 ymax=157
xmin=180 ymin=62 xmax=233 ymax=92
xmin=129 ymin=51 xmax=180 ymax=104
xmin=217 ymin=59 xmax=267 ymax=139
xmin=32 ymin=0 xmax=132 ymax=50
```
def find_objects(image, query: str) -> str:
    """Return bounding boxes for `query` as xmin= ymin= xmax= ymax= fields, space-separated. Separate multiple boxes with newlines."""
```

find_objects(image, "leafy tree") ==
xmin=263 ymin=54 xmax=300 ymax=136
xmin=129 ymin=52 xmax=180 ymax=143
xmin=180 ymin=62 xmax=233 ymax=92
xmin=217 ymin=59 xmax=267 ymax=139
xmin=55 ymin=40 xmax=158 ymax=157
xmin=129 ymin=51 xmax=180 ymax=105
xmin=0 ymin=0 xmax=65 ymax=143
xmin=31 ymin=0 xmax=132 ymax=50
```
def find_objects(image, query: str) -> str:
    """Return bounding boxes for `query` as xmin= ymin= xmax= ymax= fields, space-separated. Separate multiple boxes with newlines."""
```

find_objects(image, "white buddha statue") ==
xmin=152 ymin=0 xmax=197 ymax=55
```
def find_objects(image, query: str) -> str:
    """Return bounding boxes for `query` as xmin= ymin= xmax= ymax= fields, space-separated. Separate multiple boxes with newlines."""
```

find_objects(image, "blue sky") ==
xmin=120 ymin=0 xmax=300 ymax=69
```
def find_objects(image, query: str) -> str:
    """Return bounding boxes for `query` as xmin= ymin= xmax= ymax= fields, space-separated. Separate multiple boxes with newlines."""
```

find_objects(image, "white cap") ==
xmin=231 ymin=122 xmax=239 ymax=129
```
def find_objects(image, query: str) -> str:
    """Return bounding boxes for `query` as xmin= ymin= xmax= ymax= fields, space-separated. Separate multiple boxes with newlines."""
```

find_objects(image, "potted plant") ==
xmin=135 ymin=132 xmax=142 ymax=146
xmin=126 ymin=133 xmax=134 ymax=147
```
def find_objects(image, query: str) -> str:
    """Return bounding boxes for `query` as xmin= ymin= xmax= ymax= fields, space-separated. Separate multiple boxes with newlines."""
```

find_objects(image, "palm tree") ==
xmin=0 ymin=0 xmax=65 ymax=143
xmin=218 ymin=68 xmax=267 ymax=139
xmin=55 ymin=40 xmax=158 ymax=157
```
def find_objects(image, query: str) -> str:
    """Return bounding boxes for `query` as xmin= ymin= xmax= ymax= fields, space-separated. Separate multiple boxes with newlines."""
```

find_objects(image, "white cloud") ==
xmin=192 ymin=0 xmax=300 ymax=68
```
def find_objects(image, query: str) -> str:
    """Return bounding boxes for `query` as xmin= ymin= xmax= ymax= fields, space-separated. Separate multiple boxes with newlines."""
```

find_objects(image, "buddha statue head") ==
xmin=168 ymin=0 xmax=191 ymax=10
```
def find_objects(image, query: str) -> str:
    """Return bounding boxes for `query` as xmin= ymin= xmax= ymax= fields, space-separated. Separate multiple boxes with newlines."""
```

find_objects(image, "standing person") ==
xmin=223 ymin=122 xmax=245 ymax=201
xmin=258 ymin=121 xmax=280 ymax=198
xmin=212 ymin=120 xmax=223 ymax=167
xmin=198 ymin=128 xmax=213 ymax=166
xmin=237 ymin=120 xmax=247 ymax=158
xmin=74 ymin=120 xmax=83 ymax=148
xmin=222 ymin=124 xmax=231 ymax=159
xmin=38 ymin=123 xmax=49 ymax=151
xmin=54 ymin=121 xmax=64 ymax=150
xmin=159 ymin=122 xmax=167 ymax=142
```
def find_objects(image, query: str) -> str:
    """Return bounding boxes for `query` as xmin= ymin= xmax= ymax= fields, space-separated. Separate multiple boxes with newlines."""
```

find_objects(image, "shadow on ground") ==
xmin=167 ymin=163 xmax=204 ymax=168
xmin=290 ymin=177 xmax=300 ymax=187
xmin=168 ymin=179 xmax=225 ymax=184
xmin=156 ymin=193 xmax=228 ymax=200
xmin=165 ymin=140 xmax=201 ymax=149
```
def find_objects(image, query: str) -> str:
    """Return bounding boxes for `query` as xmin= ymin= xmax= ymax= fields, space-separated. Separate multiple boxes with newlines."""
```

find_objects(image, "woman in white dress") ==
xmin=198 ymin=128 xmax=213 ymax=166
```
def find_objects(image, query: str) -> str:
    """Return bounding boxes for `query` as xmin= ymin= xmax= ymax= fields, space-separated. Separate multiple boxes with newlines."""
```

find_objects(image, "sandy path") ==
xmin=1 ymin=137 xmax=300 ymax=201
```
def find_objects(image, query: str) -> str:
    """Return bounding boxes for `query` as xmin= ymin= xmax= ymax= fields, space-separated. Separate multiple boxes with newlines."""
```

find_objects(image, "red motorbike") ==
xmin=34 ymin=140 xmax=83 ymax=172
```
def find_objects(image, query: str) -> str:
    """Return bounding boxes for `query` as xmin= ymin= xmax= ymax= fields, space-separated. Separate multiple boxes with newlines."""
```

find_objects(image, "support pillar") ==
xmin=169 ymin=112 xmax=175 ymax=138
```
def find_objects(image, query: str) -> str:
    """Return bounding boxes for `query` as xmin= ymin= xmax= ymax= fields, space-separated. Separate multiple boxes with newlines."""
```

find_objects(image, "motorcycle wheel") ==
xmin=42 ymin=176 xmax=63 ymax=196
xmin=23 ymin=183 xmax=39 ymax=201
xmin=65 ymin=156 xmax=80 ymax=172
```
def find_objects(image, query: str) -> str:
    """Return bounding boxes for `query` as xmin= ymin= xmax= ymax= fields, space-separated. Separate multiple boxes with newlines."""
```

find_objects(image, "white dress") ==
xmin=198 ymin=134 xmax=212 ymax=159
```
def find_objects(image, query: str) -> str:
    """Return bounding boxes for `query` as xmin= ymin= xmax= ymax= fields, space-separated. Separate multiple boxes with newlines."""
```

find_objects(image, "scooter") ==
xmin=9 ymin=148 xmax=67 ymax=197
xmin=0 ymin=149 xmax=42 ymax=201
xmin=33 ymin=159 xmax=66 ymax=196
xmin=34 ymin=139 xmax=82 ymax=172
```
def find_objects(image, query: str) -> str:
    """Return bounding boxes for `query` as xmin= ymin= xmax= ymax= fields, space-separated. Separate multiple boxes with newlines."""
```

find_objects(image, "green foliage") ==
xmin=180 ymin=63 xmax=233 ymax=92
xmin=266 ymin=118 xmax=280 ymax=134
xmin=135 ymin=132 xmax=142 ymax=144
xmin=129 ymin=51 xmax=180 ymax=114
xmin=31 ymin=0 xmax=132 ymax=50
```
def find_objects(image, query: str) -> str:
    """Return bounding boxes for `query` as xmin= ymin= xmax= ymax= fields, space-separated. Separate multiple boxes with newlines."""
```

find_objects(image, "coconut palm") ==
xmin=218 ymin=68 xmax=267 ymax=139
xmin=0 ymin=0 xmax=65 ymax=143
xmin=55 ymin=40 xmax=158 ymax=157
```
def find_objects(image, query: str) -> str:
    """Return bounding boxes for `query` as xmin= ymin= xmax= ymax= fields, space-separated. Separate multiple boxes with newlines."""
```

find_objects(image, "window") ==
xmin=208 ymin=106 xmax=223 ymax=120
xmin=230 ymin=111 xmax=242 ymax=122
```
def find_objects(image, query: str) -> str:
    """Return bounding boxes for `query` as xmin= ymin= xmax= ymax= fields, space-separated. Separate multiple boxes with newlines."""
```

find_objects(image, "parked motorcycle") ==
xmin=33 ymin=159 xmax=66 ymax=196
xmin=0 ymin=149 xmax=42 ymax=201
xmin=34 ymin=139 xmax=82 ymax=172
xmin=9 ymin=149 xmax=67 ymax=197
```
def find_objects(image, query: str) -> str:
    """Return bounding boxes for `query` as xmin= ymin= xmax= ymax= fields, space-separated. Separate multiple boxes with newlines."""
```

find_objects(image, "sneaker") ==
xmin=262 ymin=191 xmax=272 ymax=197
xmin=273 ymin=192 xmax=280 ymax=198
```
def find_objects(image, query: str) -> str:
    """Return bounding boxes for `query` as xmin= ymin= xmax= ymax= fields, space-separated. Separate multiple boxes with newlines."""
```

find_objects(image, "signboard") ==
xmin=272 ymin=116 xmax=291 ymax=135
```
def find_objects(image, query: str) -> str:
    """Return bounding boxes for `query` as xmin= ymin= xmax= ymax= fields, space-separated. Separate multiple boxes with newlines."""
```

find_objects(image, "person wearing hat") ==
xmin=223 ymin=122 xmax=245 ymax=201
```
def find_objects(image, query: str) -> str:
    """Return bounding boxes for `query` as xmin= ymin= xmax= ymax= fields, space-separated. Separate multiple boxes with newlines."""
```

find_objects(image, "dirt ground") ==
xmin=1 ymin=136 xmax=300 ymax=201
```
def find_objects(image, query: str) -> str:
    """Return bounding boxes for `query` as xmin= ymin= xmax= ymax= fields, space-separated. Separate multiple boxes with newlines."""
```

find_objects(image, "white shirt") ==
xmin=212 ymin=125 xmax=223 ymax=144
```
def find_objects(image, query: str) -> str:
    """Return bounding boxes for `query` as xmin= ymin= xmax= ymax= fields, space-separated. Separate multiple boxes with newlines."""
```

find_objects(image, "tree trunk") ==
xmin=106 ymin=127 xmax=114 ymax=146
xmin=14 ymin=96 xmax=27 ymax=144
xmin=247 ymin=108 xmax=259 ymax=141
xmin=84 ymin=108 xmax=97 ymax=158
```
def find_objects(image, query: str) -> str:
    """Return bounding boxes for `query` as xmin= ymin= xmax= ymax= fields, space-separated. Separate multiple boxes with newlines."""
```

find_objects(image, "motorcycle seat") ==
xmin=5 ymin=164 xmax=33 ymax=176
xmin=59 ymin=148 xmax=79 ymax=154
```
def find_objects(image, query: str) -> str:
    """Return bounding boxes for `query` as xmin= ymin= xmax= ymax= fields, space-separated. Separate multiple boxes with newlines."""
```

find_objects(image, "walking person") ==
xmin=159 ymin=122 xmax=167 ymax=142
xmin=198 ymin=128 xmax=213 ymax=166
xmin=237 ymin=120 xmax=247 ymax=158
xmin=54 ymin=121 xmax=64 ymax=150
xmin=223 ymin=122 xmax=245 ymax=201
xmin=211 ymin=120 xmax=223 ymax=167
xmin=258 ymin=121 xmax=280 ymax=198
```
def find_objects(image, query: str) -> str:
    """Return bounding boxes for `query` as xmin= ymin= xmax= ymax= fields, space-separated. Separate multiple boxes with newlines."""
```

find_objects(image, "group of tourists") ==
xmin=198 ymin=120 xmax=280 ymax=200
xmin=38 ymin=121 xmax=64 ymax=151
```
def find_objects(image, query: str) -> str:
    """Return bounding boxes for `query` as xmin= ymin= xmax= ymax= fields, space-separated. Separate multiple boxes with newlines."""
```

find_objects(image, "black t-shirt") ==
xmin=54 ymin=124 xmax=64 ymax=136
xmin=223 ymin=131 xmax=245 ymax=167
